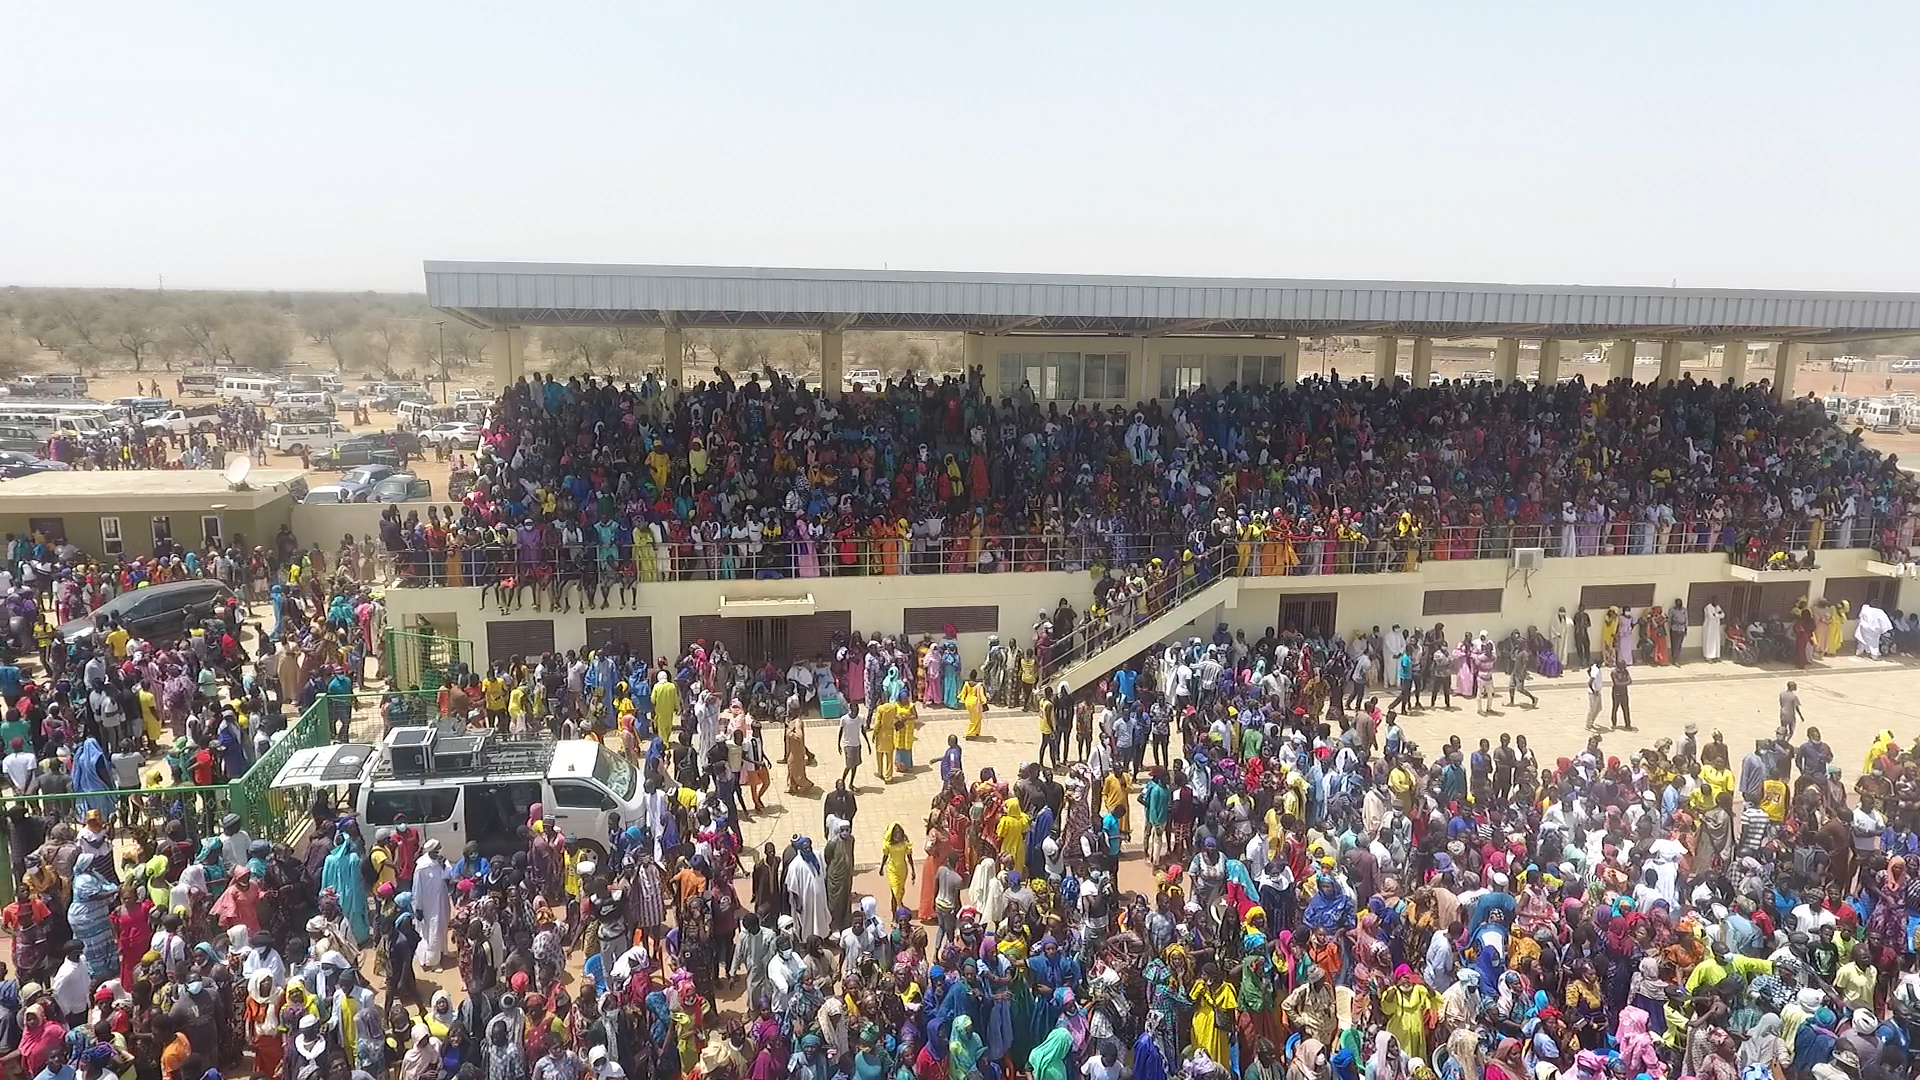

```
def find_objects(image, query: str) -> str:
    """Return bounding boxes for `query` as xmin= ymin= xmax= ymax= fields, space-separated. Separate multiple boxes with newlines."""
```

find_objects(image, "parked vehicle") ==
xmin=419 ymin=421 xmax=482 ymax=449
xmin=140 ymin=406 xmax=224 ymax=437
xmin=300 ymin=483 xmax=365 ymax=504
xmin=0 ymin=451 xmax=68 ymax=479
xmin=272 ymin=391 xmax=335 ymax=414
xmin=56 ymin=579 xmax=235 ymax=643
xmin=271 ymin=733 xmax=643 ymax=862
xmin=179 ymin=373 xmax=221 ymax=398
xmin=371 ymin=474 xmax=432 ymax=502
xmin=16 ymin=375 xmax=88 ymax=398
xmin=265 ymin=420 xmax=355 ymax=455
xmin=0 ymin=426 xmax=45 ymax=456
xmin=321 ymin=437 xmax=405 ymax=470
xmin=219 ymin=375 xmax=285 ymax=403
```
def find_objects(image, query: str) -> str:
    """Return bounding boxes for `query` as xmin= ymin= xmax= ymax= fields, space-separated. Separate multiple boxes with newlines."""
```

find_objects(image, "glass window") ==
xmin=1243 ymin=355 xmax=1288 ymax=386
xmin=1159 ymin=356 xmax=1202 ymax=397
xmin=998 ymin=353 xmax=1040 ymax=396
xmin=1045 ymin=353 xmax=1081 ymax=400
xmin=1203 ymin=354 xmax=1239 ymax=390
xmin=101 ymin=516 xmax=123 ymax=557
xmin=551 ymin=778 xmax=618 ymax=811
xmin=1083 ymin=354 xmax=1128 ymax=399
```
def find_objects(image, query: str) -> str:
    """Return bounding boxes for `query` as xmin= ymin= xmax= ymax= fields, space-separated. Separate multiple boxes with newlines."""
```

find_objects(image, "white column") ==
xmin=1723 ymin=339 xmax=1748 ymax=384
xmin=1658 ymin=340 xmax=1683 ymax=385
xmin=1373 ymin=336 xmax=1399 ymax=383
xmin=1608 ymin=338 xmax=1636 ymax=382
xmin=820 ymin=330 xmax=843 ymax=398
xmin=1278 ymin=338 xmax=1302 ymax=386
xmin=661 ymin=327 xmax=684 ymax=387
xmin=1537 ymin=339 xmax=1561 ymax=384
xmin=964 ymin=334 xmax=991 ymax=397
xmin=1774 ymin=342 xmax=1803 ymax=400
xmin=491 ymin=326 xmax=525 ymax=386
xmin=1410 ymin=337 xmax=1434 ymax=386
xmin=1493 ymin=338 xmax=1520 ymax=385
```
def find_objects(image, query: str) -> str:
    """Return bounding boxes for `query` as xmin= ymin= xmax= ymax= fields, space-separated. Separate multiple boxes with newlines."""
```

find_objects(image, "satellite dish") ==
xmin=224 ymin=456 xmax=253 ymax=490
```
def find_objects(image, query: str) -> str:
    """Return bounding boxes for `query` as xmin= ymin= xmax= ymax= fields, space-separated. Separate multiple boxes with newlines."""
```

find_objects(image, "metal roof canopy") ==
xmin=425 ymin=261 xmax=1920 ymax=343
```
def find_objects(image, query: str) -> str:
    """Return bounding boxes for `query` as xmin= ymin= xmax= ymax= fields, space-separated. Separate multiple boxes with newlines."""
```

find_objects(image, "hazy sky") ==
xmin=7 ymin=2 xmax=1917 ymax=294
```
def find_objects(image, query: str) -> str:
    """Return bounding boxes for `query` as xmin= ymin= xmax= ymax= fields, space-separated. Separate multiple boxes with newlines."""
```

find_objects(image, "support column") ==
xmin=1493 ymin=338 xmax=1520 ymax=385
xmin=1608 ymin=338 xmax=1637 ymax=382
xmin=661 ymin=327 xmax=684 ymax=388
xmin=1537 ymin=339 xmax=1561 ymax=384
xmin=820 ymin=330 xmax=843 ymax=398
xmin=1373 ymin=336 xmax=1399 ymax=383
xmin=1410 ymin=337 xmax=1434 ymax=386
xmin=1658 ymin=340 xmax=1683 ymax=385
xmin=1774 ymin=342 xmax=1803 ymax=400
xmin=491 ymin=326 xmax=525 ymax=386
xmin=1723 ymin=340 xmax=1748 ymax=384
xmin=1277 ymin=338 xmax=1302 ymax=387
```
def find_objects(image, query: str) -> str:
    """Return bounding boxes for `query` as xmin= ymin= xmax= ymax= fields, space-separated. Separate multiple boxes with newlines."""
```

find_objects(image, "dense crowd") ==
xmin=377 ymin=369 xmax=1920 ymax=589
xmin=40 ymin=399 xmax=271 ymax=473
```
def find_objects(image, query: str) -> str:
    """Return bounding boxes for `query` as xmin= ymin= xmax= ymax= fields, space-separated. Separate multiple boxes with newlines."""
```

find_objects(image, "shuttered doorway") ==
xmin=486 ymin=619 xmax=556 ymax=667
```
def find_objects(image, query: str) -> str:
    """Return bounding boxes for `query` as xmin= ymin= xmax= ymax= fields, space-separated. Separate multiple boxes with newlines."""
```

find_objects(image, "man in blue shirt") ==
xmin=1392 ymin=650 xmax=1416 ymax=714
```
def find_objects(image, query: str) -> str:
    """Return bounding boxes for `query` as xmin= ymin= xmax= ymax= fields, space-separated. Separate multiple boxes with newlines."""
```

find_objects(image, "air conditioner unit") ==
xmin=385 ymin=726 xmax=438 ymax=778
xmin=1511 ymin=547 xmax=1545 ymax=572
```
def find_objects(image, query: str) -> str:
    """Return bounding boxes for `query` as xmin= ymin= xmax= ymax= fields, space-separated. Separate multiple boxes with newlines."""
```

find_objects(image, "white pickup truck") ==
xmin=140 ymin=407 xmax=222 ymax=436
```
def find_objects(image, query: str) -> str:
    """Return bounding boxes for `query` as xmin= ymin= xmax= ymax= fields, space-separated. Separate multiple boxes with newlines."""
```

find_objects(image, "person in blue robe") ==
xmin=322 ymin=832 xmax=371 ymax=943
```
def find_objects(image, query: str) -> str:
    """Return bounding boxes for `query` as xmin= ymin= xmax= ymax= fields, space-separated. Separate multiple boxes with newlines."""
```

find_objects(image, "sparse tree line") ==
xmin=0 ymin=285 xmax=967 ymax=383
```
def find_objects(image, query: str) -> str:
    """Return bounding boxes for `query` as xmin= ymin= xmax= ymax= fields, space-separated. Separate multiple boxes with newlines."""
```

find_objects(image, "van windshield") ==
xmin=592 ymin=745 xmax=637 ymax=801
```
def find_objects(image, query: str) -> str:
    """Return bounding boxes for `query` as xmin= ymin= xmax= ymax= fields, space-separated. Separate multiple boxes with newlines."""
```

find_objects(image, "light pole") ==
xmin=435 ymin=321 xmax=447 ymax=403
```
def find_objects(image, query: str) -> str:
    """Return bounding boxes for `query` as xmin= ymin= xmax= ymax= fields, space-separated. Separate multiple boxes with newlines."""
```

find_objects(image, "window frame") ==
xmin=101 ymin=516 xmax=124 ymax=557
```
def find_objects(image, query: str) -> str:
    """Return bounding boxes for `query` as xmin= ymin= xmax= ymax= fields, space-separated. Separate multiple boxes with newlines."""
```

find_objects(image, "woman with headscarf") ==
xmin=67 ymin=853 xmax=118 ymax=982
xmin=996 ymin=799 xmax=1033 ymax=876
xmin=825 ymin=820 xmax=855 ymax=931
xmin=1029 ymin=1023 xmax=1075 ymax=1080
xmin=401 ymin=1022 xmax=441 ymax=1080
xmin=970 ymin=856 xmax=1006 ymax=927
xmin=949 ymin=1013 xmax=985 ymax=1080
xmin=960 ymin=672 xmax=987 ymax=739
xmin=1380 ymin=966 xmax=1438 ymax=1063
xmin=16 ymin=1006 xmax=63 ymax=1076
xmin=244 ymin=969 xmax=282 ymax=1078
xmin=1365 ymin=1032 xmax=1408 ymax=1080
xmin=1479 ymin=1039 xmax=1525 ymax=1080
xmin=486 ymin=1012 xmax=528 ymax=1080
xmin=1614 ymin=1006 xmax=1663 ymax=1079
xmin=785 ymin=836 xmax=831 ymax=940
xmin=1739 ymin=1013 xmax=1787 ymax=1080
xmin=322 ymin=832 xmax=370 ymax=944
xmin=1188 ymin=961 xmax=1238 ymax=1065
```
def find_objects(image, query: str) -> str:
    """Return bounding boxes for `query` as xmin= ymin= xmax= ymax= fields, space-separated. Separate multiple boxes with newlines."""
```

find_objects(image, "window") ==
xmin=366 ymin=788 xmax=460 ymax=825
xmin=1577 ymin=584 xmax=1655 ymax=611
xmin=1243 ymin=354 xmax=1291 ymax=386
xmin=1159 ymin=356 xmax=1203 ymax=397
xmin=28 ymin=517 xmax=64 ymax=543
xmin=551 ymin=779 xmax=617 ymax=812
xmin=1044 ymin=353 xmax=1080 ymax=401
xmin=101 ymin=517 xmax=124 ymax=557
xmin=150 ymin=516 xmax=172 ymax=550
xmin=1422 ymin=589 xmax=1505 ymax=616
xmin=1082 ymin=354 xmax=1128 ymax=399
xmin=1203 ymin=354 xmax=1238 ymax=389
xmin=201 ymin=515 xmax=223 ymax=549
xmin=1819 ymin=576 xmax=1899 ymax=614
xmin=999 ymin=353 xmax=1041 ymax=396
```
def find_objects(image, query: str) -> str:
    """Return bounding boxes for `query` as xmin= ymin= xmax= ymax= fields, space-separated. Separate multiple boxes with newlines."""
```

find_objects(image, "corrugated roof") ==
xmin=424 ymin=261 xmax=1920 ymax=341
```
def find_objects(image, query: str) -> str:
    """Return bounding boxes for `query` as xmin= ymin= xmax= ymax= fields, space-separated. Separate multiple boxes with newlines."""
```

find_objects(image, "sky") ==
xmin=5 ymin=2 xmax=1918 ymax=294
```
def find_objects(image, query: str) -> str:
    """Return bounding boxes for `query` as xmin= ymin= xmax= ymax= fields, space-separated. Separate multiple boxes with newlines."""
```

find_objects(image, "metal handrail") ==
xmin=380 ymin=514 xmax=1918 ymax=587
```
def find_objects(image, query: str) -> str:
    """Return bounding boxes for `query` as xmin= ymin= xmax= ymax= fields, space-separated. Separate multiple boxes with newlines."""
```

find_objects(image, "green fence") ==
xmin=383 ymin=627 xmax=473 ymax=692
xmin=230 ymin=694 xmax=332 ymax=845
xmin=0 ymin=783 xmax=244 ymax=905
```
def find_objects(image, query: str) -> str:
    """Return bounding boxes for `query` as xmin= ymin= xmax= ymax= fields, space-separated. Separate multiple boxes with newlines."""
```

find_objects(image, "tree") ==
xmin=105 ymin=299 xmax=165 ymax=372
xmin=296 ymin=297 xmax=363 ymax=365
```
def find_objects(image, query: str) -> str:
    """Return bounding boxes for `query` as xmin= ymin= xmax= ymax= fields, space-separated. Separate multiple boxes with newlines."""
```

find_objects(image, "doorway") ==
xmin=1279 ymin=593 xmax=1339 ymax=636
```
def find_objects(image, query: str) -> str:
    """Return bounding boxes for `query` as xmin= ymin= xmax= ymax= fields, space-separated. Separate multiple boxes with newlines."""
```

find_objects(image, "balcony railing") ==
xmin=380 ymin=514 xmax=1917 ymax=587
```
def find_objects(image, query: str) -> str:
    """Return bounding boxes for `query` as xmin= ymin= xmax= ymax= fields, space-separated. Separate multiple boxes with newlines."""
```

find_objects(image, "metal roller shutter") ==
xmin=1577 ymin=584 xmax=1655 ymax=611
xmin=585 ymin=616 xmax=654 ymax=659
xmin=788 ymin=611 xmax=853 ymax=666
xmin=903 ymin=606 xmax=1000 ymax=635
xmin=679 ymin=615 xmax=747 ymax=662
xmin=1421 ymin=589 xmax=1503 ymax=617
xmin=486 ymin=619 xmax=555 ymax=667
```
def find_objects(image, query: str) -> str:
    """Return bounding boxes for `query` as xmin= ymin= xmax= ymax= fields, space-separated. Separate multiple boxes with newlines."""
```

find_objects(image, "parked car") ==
xmin=0 ymin=451 xmax=69 ymax=479
xmin=418 ymin=421 xmax=482 ymax=449
xmin=57 ymin=579 xmax=234 ymax=643
xmin=300 ymin=482 xmax=366 ymax=504
xmin=371 ymin=474 xmax=431 ymax=502
xmin=341 ymin=464 xmax=399 ymax=487
xmin=141 ymin=407 xmax=224 ymax=437
xmin=321 ymin=438 xmax=405 ymax=470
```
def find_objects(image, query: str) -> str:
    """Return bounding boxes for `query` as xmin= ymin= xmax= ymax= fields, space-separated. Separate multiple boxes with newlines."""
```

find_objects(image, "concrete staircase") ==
xmin=1051 ymin=577 xmax=1241 ymax=693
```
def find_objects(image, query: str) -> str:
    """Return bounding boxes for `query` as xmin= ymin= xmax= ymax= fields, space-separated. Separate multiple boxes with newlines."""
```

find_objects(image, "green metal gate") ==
xmin=383 ymin=626 xmax=474 ymax=691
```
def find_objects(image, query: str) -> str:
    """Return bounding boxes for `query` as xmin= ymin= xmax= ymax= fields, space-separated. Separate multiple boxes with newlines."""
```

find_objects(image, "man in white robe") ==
xmin=412 ymin=839 xmax=452 ymax=969
xmin=784 ymin=837 xmax=831 ymax=940
xmin=1857 ymin=604 xmax=1893 ymax=659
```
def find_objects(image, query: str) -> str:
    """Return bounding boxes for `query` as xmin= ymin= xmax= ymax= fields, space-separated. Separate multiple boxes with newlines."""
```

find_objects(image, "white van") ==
xmin=273 ymin=391 xmax=334 ymax=414
xmin=1863 ymin=401 xmax=1905 ymax=433
xmin=0 ymin=411 xmax=105 ymax=437
xmin=271 ymin=733 xmax=644 ymax=862
xmin=265 ymin=420 xmax=353 ymax=454
xmin=396 ymin=399 xmax=451 ymax=430
xmin=220 ymin=375 xmax=285 ymax=403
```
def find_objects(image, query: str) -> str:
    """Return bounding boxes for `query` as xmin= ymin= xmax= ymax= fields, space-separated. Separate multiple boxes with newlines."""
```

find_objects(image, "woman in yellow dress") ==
xmin=1600 ymin=606 xmax=1621 ymax=659
xmin=880 ymin=822 xmax=916 ymax=910
xmin=1101 ymin=766 xmax=1131 ymax=841
xmin=1188 ymin=964 xmax=1238 ymax=1063
xmin=1379 ymin=965 xmax=1439 ymax=1062
xmin=995 ymin=798 xmax=1032 ymax=875
xmin=635 ymin=526 xmax=658 ymax=583
xmin=1827 ymin=599 xmax=1849 ymax=656
xmin=959 ymin=672 xmax=987 ymax=738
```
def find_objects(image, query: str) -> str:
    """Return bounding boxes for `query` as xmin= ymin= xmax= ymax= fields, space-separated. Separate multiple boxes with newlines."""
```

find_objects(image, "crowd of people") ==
xmin=375 ymin=369 xmax=1919 ymax=591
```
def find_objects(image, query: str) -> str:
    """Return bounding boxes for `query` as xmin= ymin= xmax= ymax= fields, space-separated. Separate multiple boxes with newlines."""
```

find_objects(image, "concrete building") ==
xmin=0 ymin=469 xmax=304 ymax=558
